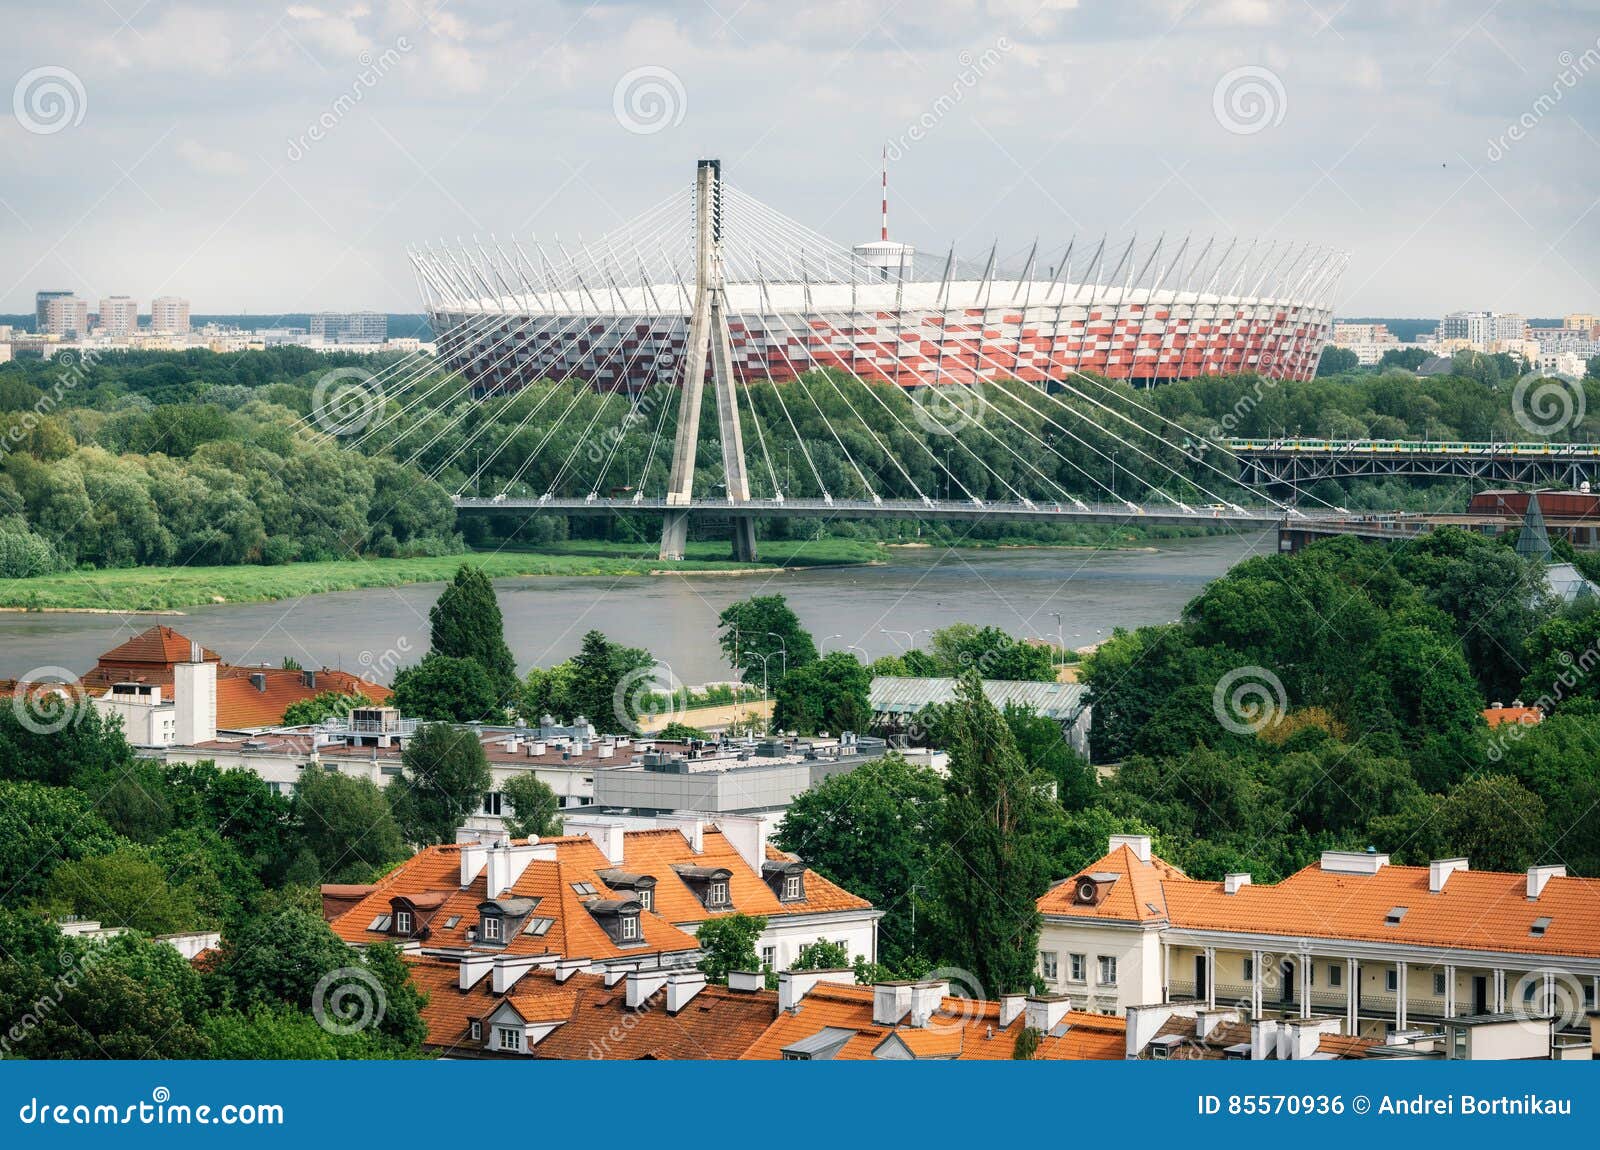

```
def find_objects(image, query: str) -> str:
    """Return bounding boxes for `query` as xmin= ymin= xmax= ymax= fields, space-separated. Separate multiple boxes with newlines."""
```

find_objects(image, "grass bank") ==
xmin=0 ymin=538 xmax=885 ymax=613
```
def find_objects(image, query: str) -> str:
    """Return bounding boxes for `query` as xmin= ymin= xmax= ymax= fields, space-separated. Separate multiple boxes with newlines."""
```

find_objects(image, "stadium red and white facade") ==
xmin=414 ymin=181 xmax=1345 ymax=395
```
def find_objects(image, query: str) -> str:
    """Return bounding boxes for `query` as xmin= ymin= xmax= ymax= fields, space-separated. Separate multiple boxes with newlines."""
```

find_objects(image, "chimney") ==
xmin=172 ymin=657 xmax=217 ymax=746
xmin=778 ymin=968 xmax=855 ymax=1011
xmin=564 ymin=818 xmax=626 ymax=865
xmin=1527 ymin=864 xmax=1566 ymax=899
xmin=249 ymin=671 xmax=266 ymax=692
xmin=1224 ymin=873 xmax=1251 ymax=895
xmin=998 ymin=994 xmax=1026 ymax=1028
xmin=625 ymin=969 xmax=671 ymax=1009
xmin=714 ymin=814 xmax=769 ymax=872
xmin=658 ymin=814 xmax=704 ymax=853
xmin=1109 ymin=834 xmax=1151 ymax=862
xmin=460 ymin=840 xmax=489 ymax=887
xmin=1319 ymin=849 xmax=1389 ymax=875
xmin=503 ymin=735 xmax=520 ymax=753
xmin=908 ymin=980 xmax=950 ymax=1028
xmin=485 ymin=840 xmax=554 ymax=899
xmin=872 ymin=982 xmax=913 ymax=1026
xmin=1251 ymin=1018 xmax=1280 ymax=1061
xmin=1024 ymin=994 xmax=1071 ymax=1034
xmin=459 ymin=953 xmax=495 ymax=990
xmin=527 ymin=740 xmax=547 ymax=756
xmin=665 ymin=969 xmax=708 ymax=1013
xmin=1429 ymin=858 xmax=1469 ymax=893
xmin=727 ymin=970 xmax=766 ymax=993
xmin=554 ymin=957 xmax=589 ymax=984
xmin=603 ymin=966 xmax=632 ymax=988
xmin=1195 ymin=1007 xmax=1237 ymax=1039
xmin=493 ymin=954 xmax=552 ymax=994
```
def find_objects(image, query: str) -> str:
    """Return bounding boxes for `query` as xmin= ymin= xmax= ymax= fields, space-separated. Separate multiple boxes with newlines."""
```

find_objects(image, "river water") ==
xmin=0 ymin=532 xmax=1274 ymax=687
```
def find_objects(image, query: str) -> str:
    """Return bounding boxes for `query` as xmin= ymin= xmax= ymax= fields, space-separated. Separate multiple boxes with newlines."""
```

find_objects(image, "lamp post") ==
xmin=1049 ymin=611 xmax=1065 ymax=665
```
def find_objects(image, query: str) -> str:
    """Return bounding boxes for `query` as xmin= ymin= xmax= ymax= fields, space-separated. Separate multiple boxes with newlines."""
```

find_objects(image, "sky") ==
xmin=1 ymin=0 xmax=1597 ymax=318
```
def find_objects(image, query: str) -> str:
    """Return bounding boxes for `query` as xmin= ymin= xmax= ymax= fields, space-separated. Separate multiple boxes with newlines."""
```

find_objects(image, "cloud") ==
xmin=176 ymin=139 xmax=249 ymax=177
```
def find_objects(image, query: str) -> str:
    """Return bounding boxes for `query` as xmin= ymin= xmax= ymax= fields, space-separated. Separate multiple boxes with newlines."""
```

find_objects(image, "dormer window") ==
xmin=620 ymin=914 xmax=640 ymax=941
xmin=393 ymin=910 xmax=413 ymax=935
xmin=709 ymin=879 xmax=730 ymax=907
xmin=470 ymin=1020 xmax=482 ymax=1041
xmin=783 ymin=874 xmax=803 ymax=901
xmin=638 ymin=888 xmax=653 ymax=912
xmin=499 ymin=1027 xmax=522 ymax=1052
xmin=482 ymin=914 xmax=502 ymax=941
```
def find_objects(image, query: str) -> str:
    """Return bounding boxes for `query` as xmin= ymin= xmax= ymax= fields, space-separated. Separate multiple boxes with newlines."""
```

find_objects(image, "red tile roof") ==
xmin=739 ymin=983 xmax=1125 ymax=1061
xmin=1041 ymin=843 xmax=1600 ymax=961
xmin=406 ymin=957 xmax=780 ymax=1060
xmin=1483 ymin=704 xmax=1541 ymax=728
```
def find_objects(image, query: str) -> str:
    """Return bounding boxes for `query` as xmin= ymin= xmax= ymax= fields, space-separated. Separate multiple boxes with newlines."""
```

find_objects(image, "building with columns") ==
xmin=1037 ymin=836 xmax=1599 ymax=1044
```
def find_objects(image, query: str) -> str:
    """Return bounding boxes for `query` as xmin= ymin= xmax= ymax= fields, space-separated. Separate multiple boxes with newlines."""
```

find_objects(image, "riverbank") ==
xmin=0 ymin=538 xmax=884 ymax=613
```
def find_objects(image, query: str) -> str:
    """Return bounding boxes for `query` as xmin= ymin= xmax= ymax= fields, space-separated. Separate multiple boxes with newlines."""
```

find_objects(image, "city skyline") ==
xmin=1 ymin=2 xmax=1596 ymax=317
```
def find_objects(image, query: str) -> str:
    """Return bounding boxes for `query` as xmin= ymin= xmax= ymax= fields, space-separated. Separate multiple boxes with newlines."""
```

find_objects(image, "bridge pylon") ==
xmin=660 ymin=158 xmax=758 ymax=562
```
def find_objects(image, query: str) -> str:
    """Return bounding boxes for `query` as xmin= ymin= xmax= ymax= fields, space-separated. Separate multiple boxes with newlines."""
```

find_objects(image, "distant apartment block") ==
xmin=1438 ymin=310 xmax=1527 ymax=350
xmin=150 ymin=296 xmax=191 ymax=334
xmin=97 ymin=295 xmax=139 ymax=338
xmin=35 ymin=290 xmax=88 ymax=337
xmin=311 ymin=311 xmax=387 ymax=344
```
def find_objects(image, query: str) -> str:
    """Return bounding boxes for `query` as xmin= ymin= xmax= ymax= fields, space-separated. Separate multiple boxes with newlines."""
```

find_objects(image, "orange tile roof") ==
xmin=81 ymin=624 xmax=389 ymax=730
xmin=405 ymin=956 xmax=779 ymax=1060
xmin=1483 ymin=704 xmax=1542 ymax=728
xmin=1316 ymin=1033 xmax=1377 ymax=1058
xmin=1042 ymin=844 xmax=1600 ymax=961
xmin=1037 ymin=844 xmax=1186 ymax=923
xmin=739 ymin=983 xmax=1125 ymax=1061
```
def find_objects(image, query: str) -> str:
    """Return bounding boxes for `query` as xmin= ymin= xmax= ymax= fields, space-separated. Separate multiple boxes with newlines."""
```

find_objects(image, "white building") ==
xmin=150 ymin=296 xmax=191 ymax=334
xmin=97 ymin=296 xmax=139 ymax=338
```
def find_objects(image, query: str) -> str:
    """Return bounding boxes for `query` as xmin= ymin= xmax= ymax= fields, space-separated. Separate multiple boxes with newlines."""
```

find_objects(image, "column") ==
xmin=1494 ymin=969 xmax=1506 ymax=1013
xmin=1396 ymin=960 xmax=1407 ymax=1031
xmin=1544 ymin=971 xmax=1556 ymax=1017
xmin=1346 ymin=957 xmax=1358 ymax=1034
xmin=1444 ymin=965 xmax=1456 ymax=1018
xmin=1205 ymin=947 xmax=1216 ymax=1008
xmin=1162 ymin=942 xmax=1171 ymax=1003
xmin=1300 ymin=953 xmax=1311 ymax=1019
xmin=1251 ymin=949 xmax=1262 ymax=1017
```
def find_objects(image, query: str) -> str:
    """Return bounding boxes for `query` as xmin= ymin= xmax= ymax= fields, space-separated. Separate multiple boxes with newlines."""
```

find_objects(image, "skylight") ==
xmin=367 ymin=914 xmax=392 ymax=932
xmin=1384 ymin=907 xmax=1407 ymax=926
xmin=1530 ymin=916 xmax=1552 ymax=937
xmin=443 ymin=915 xmax=461 ymax=929
xmin=523 ymin=917 xmax=555 ymax=937
xmin=571 ymin=882 xmax=597 ymax=896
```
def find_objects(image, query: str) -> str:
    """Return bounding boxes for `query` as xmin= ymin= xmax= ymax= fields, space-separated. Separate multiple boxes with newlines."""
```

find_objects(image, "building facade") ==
xmin=311 ymin=311 xmax=387 ymax=343
xmin=97 ymin=296 xmax=139 ymax=338
xmin=36 ymin=291 xmax=88 ymax=336
xmin=150 ymin=296 xmax=191 ymax=334
xmin=1038 ymin=836 xmax=1600 ymax=1046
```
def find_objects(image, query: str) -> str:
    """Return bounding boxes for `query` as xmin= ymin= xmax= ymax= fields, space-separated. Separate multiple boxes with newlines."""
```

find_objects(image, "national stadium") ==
xmin=411 ymin=159 xmax=1346 ymax=396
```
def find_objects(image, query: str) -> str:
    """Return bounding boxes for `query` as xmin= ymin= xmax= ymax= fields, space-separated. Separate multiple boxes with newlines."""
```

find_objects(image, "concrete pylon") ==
xmin=660 ymin=159 xmax=758 ymax=562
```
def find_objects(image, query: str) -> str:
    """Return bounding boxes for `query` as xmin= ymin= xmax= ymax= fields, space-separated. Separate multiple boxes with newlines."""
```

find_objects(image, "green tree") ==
xmin=429 ymin=563 xmax=519 ymax=701
xmin=696 ymin=913 xmax=768 ymax=983
xmin=928 ymin=674 xmax=1058 ymax=995
xmin=1004 ymin=703 xmax=1097 ymax=809
xmin=0 ymin=780 xmax=122 ymax=901
xmin=772 ymin=651 xmax=871 ymax=735
xmin=291 ymin=770 xmax=408 ymax=883
xmin=391 ymin=653 xmax=502 ymax=723
xmin=565 ymin=629 xmax=654 ymax=731
xmin=775 ymin=754 xmax=943 ymax=966
xmin=1316 ymin=346 xmax=1359 ymax=376
xmin=717 ymin=594 xmax=818 ymax=681
xmin=43 ymin=848 xmax=202 ymax=935
xmin=789 ymin=939 xmax=850 ymax=971
xmin=1012 ymin=1026 xmax=1042 ymax=1060
xmin=929 ymin=623 xmax=1057 ymax=682
xmin=1375 ymin=774 xmax=1547 ymax=873
xmin=502 ymin=772 xmax=563 ymax=838
xmin=220 ymin=907 xmax=361 ymax=1011
xmin=390 ymin=723 xmax=493 ymax=845
xmin=282 ymin=690 xmax=367 ymax=726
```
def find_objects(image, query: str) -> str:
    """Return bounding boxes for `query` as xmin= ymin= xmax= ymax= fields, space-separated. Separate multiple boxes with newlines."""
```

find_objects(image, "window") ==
xmin=1098 ymin=956 xmax=1118 ymax=986
xmin=1328 ymin=964 xmax=1342 ymax=988
xmin=1069 ymin=954 xmax=1086 ymax=983
xmin=708 ymin=880 xmax=730 ymax=907
xmin=498 ymin=1027 xmax=522 ymax=1052
xmin=1434 ymin=972 xmax=1447 ymax=997
xmin=444 ymin=915 xmax=461 ymax=929
xmin=638 ymin=888 xmax=653 ymax=912
xmin=783 ymin=873 xmax=803 ymax=901
xmin=470 ymin=1020 xmax=481 ymax=1041
xmin=1243 ymin=957 xmax=1254 ymax=981
xmin=482 ymin=792 xmax=503 ymax=816
xmin=482 ymin=915 xmax=502 ymax=942
xmin=393 ymin=910 xmax=412 ymax=935
xmin=1585 ymin=983 xmax=1595 ymax=1008
xmin=1385 ymin=969 xmax=1398 ymax=993
xmin=761 ymin=946 xmax=776 ymax=970
xmin=1522 ymin=979 xmax=1538 ymax=1004
xmin=1040 ymin=951 xmax=1059 ymax=981
xmin=620 ymin=914 xmax=639 ymax=941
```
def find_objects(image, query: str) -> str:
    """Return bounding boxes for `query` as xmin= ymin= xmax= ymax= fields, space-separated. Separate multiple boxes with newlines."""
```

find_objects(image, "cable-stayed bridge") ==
xmin=307 ymin=159 xmax=1355 ymax=558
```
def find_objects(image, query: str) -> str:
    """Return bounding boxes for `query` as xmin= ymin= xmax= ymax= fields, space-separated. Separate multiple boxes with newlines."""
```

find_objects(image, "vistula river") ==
xmin=0 ymin=532 xmax=1275 ymax=687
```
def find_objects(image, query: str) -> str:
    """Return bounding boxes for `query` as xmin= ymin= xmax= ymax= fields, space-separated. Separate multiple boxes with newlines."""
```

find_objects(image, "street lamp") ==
xmin=820 ymin=633 xmax=843 ymax=653
xmin=1049 ymin=611 xmax=1065 ymax=664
